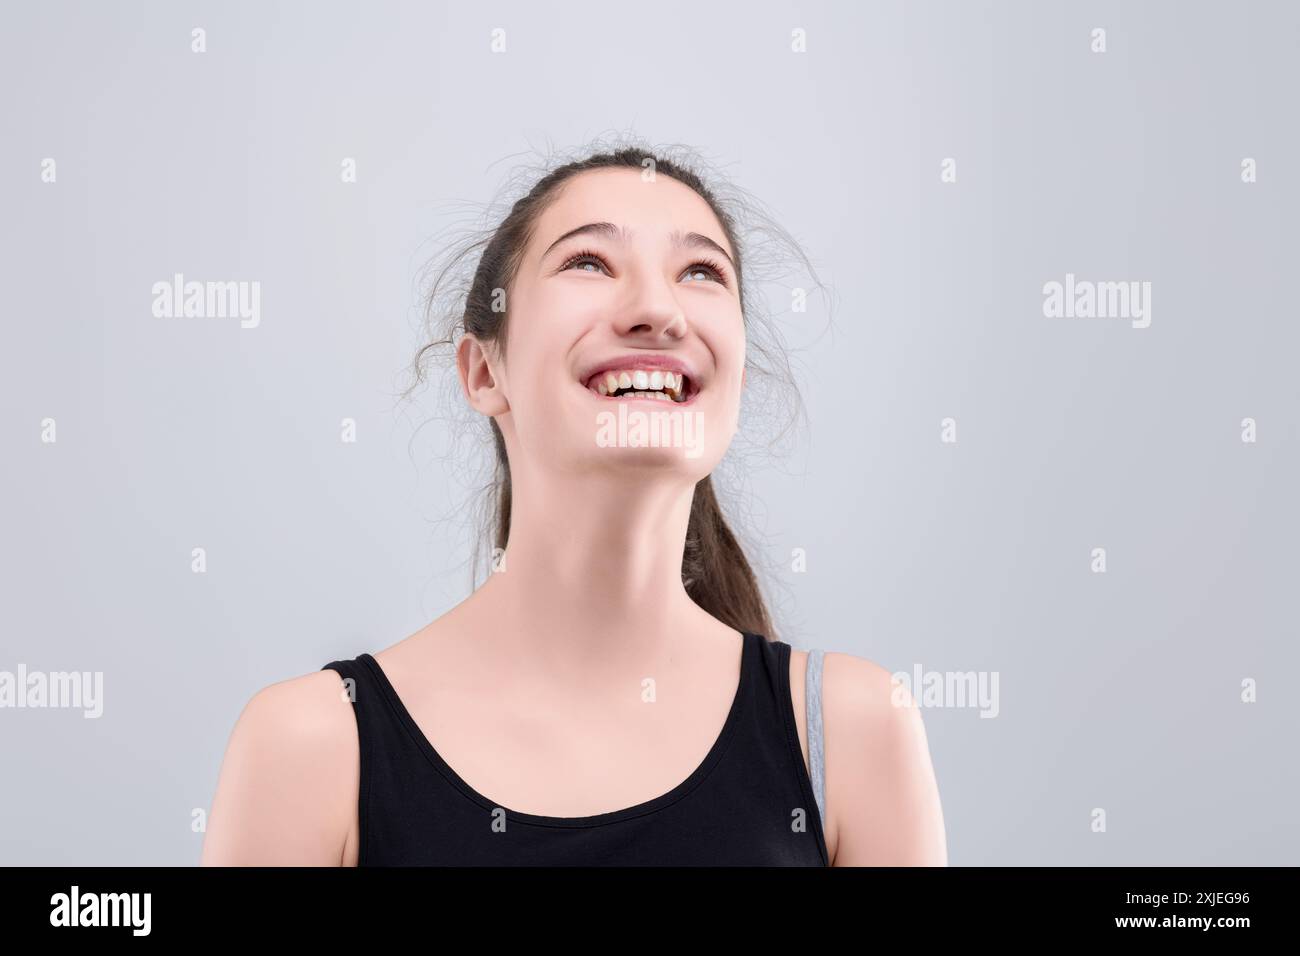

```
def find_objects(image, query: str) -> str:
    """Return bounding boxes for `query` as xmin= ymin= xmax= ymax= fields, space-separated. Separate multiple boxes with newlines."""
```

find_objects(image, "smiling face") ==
xmin=469 ymin=166 xmax=747 ymax=481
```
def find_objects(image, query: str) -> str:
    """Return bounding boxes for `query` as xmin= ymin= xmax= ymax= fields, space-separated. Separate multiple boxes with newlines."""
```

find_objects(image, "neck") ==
xmin=468 ymin=463 xmax=704 ymax=653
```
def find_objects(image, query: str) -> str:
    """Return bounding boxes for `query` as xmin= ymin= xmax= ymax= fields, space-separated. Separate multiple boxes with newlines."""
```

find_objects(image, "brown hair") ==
xmin=404 ymin=138 xmax=826 ymax=642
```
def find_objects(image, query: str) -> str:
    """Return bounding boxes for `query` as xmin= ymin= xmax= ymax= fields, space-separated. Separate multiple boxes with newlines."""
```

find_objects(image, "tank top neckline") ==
xmin=355 ymin=630 xmax=757 ymax=829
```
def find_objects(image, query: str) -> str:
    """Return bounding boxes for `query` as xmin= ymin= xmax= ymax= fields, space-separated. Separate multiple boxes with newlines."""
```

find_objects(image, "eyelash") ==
xmin=558 ymin=248 xmax=729 ymax=286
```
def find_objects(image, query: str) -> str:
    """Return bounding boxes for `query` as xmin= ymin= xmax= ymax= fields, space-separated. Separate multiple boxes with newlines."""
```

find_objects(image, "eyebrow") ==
xmin=540 ymin=221 xmax=735 ymax=270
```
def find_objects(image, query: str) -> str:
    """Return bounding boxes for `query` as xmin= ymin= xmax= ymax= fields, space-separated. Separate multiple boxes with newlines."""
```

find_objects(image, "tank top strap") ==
xmin=750 ymin=634 xmax=830 ymax=859
xmin=320 ymin=652 xmax=410 ymax=866
xmin=805 ymin=648 xmax=826 ymax=830
xmin=320 ymin=653 xmax=412 ymax=751
xmin=320 ymin=655 xmax=370 ymax=718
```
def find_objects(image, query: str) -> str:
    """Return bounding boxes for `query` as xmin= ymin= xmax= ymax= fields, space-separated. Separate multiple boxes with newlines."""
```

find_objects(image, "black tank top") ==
xmin=321 ymin=631 xmax=830 ymax=865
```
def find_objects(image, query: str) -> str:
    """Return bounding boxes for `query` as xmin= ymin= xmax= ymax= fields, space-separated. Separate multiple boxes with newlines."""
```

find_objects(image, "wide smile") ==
xmin=581 ymin=366 xmax=700 ymax=406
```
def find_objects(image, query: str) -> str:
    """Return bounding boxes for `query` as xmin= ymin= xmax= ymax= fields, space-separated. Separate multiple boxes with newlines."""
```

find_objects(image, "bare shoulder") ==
xmin=200 ymin=666 xmax=359 ymax=866
xmin=819 ymin=649 xmax=948 ymax=866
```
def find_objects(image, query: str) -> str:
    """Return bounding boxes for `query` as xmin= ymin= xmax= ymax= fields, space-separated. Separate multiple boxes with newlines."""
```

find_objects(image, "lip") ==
xmin=578 ymin=353 xmax=702 ymax=404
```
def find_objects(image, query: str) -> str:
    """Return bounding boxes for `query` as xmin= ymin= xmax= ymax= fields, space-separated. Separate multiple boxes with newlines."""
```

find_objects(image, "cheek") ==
xmin=700 ymin=323 xmax=747 ymax=443
xmin=498 ymin=320 xmax=584 ymax=434
xmin=701 ymin=298 xmax=745 ymax=352
xmin=536 ymin=277 xmax=608 ymax=320
xmin=512 ymin=283 xmax=598 ymax=358
xmin=704 ymin=317 xmax=747 ymax=390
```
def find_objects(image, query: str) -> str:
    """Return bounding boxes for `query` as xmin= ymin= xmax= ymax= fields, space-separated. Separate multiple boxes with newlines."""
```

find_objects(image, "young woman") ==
xmin=201 ymin=146 xmax=947 ymax=866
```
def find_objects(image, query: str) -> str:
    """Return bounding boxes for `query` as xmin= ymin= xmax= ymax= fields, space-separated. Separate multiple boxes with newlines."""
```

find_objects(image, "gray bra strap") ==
xmin=805 ymin=647 xmax=826 ymax=826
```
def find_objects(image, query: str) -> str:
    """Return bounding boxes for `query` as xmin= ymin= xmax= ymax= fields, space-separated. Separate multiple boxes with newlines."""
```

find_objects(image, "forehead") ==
xmin=530 ymin=167 xmax=733 ymax=259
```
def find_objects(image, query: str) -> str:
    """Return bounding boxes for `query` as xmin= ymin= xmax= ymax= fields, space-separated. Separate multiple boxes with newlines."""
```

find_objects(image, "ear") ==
xmin=457 ymin=334 xmax=510 ymax=416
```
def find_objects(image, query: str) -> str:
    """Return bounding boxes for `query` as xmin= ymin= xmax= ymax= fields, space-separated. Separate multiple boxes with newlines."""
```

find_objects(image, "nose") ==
xmin=616 ymin=268 xmax=688 ymax=340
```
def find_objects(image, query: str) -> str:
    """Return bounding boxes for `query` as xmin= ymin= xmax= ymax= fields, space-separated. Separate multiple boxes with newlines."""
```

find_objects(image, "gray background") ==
xmin=1 ymin=0 xmax=1295 ymax=865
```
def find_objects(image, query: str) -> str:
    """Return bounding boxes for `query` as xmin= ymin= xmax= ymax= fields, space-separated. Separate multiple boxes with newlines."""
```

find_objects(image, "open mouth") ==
xmin=584 ymin=368 xmax=697 ymax=404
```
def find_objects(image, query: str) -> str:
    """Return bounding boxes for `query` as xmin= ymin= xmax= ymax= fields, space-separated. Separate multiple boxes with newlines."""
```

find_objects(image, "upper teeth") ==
xmin=589 ymin=368 xmax=688 ymax=401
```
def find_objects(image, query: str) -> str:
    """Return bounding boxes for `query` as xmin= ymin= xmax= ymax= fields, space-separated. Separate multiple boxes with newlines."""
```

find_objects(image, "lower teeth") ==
xmin=614 ymin=389 xmax=676 ymax=401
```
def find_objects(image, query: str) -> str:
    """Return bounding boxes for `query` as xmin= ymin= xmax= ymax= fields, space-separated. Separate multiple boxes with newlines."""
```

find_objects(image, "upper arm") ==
xmin=200 ymin=669 xmax=359 ymax=866
xmin=823 ymin=653 xmax=948 ymax=866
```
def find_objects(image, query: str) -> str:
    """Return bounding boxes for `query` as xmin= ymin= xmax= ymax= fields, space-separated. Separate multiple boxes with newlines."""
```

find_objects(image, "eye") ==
xmin=558 ymin=249 xmax=612 ymax=275
xmin=680 ymin=259 xmax=729 ymax=285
